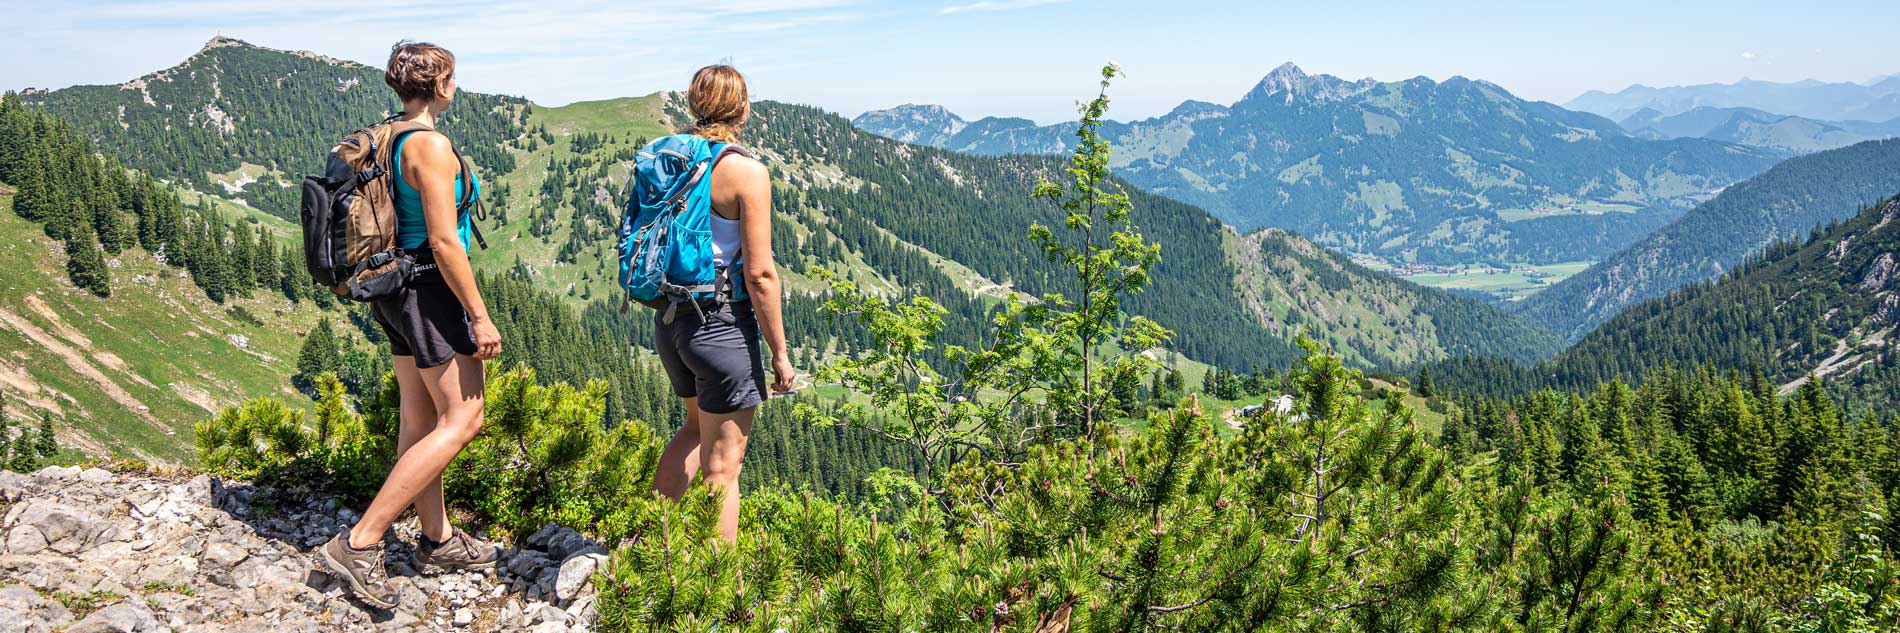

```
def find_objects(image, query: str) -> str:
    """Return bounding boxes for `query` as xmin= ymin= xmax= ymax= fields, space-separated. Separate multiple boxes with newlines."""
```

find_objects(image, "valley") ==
xmin=855 ymin=63 xmax=1782 ymax=268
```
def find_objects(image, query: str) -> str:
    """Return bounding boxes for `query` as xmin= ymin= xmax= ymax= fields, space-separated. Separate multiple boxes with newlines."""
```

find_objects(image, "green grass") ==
xmin=1495 ymin=200 xmax=1640 ymax=222
xmin=52 ymin=589 xmax=125 ymax=619
xmin=0 ymin=196 xmax=334 ymax=463
xmin=1398 ymin=260 xmax=1593 ymax=301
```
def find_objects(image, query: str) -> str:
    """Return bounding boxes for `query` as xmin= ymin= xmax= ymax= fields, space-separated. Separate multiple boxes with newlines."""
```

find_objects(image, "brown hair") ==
xmin=687 ymin=65 xmax=749 ymax=143
xmin=385 ymin=41 xmax=455 ymax=104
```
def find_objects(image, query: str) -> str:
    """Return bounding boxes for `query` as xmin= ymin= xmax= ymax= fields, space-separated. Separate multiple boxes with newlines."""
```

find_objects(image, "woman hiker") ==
xmin=647 ymin=65 xmax=797 ymax=543
xmin=318 ymin=41 xmax=502 ymax=609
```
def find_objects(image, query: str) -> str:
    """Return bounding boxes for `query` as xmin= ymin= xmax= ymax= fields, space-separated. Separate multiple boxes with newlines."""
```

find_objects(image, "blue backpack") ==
xmin=617 ymin=134 xmax=750 ymax=323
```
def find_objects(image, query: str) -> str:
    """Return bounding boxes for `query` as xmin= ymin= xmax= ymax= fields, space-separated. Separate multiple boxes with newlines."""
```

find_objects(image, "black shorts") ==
xmin=370 ymin=279 xmax=477 ymax=369
xmin=654 ymin=301 xmax=766 ymax=414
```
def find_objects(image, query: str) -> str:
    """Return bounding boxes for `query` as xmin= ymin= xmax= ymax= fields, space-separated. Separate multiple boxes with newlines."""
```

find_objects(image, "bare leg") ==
xmin=349 ymin=355 xmax=485 ymax=549
xmin=653 ymin=397 xmax=703 ymax=500
xmin=696 ymin=404 xmax=754 ymax=542
xmin=391 ymin=356 xmax=451 ymax=543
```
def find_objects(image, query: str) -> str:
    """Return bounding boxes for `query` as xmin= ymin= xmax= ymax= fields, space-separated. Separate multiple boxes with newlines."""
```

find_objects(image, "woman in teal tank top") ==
xmin=392 ymin=131 xmax=477 ymax=250
xmin=317 ymin=41 xmax=502 ymax=611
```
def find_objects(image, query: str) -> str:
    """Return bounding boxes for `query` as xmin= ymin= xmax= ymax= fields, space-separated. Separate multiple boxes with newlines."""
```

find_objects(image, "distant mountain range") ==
xmin=1616 ymin=106 xmax=1900 ymax=154
xmin=1514 ymin=138 xmax=1900 ymax=340
xmin=856 ymin=63 xmax=1780 ymax=266
xmin=1568 ymin=76 xmax=1900 ymax=124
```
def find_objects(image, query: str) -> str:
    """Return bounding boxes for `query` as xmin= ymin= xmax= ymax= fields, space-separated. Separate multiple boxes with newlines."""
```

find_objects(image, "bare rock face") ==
xmin=1860 ymin=253 xmax=1896 ymax=292
xmin=0 ymin=469 xmax=606 ymax=632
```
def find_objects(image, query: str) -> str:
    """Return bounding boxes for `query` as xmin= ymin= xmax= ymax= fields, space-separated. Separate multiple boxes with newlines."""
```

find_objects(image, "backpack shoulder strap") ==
xmin=711 ymin=143 xmax=755 ymax=164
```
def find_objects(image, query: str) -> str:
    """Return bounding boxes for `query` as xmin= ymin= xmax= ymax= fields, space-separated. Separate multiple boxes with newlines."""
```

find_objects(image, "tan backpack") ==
xmin=299 ymin=114 xmax=479 ymax=301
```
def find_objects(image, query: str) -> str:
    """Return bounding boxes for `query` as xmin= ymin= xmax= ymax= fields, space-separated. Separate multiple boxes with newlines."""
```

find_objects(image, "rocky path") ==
xmin=0 ymin=466 xmax=606 ymax=632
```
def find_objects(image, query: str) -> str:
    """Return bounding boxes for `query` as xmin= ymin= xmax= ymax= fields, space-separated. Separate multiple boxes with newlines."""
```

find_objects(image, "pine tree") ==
xmin=10 ymin=147 xmax=53 ymax=223
xmin=293 ymin=319 xmax=341 ymax=398
xmin=229 ymin=221 xmax=256 ymax=293
xmin=278 ymin=245 xmax=305 ymax=303
xmin=64 ymin=224 xmax=111 ymax=297
xmin=92 ymin=176 xmax=134 ymax=254
xmin=251 ymin=225 xmax=278 ymax=290
xmin=1415 ymin=366 xmax=1435 ymax=398
xmin=0 ymin=94 xmax=29 ymax=185
xmin=34 ymin=415 xmax=56 ymax=459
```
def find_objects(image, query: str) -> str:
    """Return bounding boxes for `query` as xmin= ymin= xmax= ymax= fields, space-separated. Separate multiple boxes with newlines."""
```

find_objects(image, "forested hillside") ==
xmin=0 ymin=94 xmax=349 ymax=460
xmin=1439 ymin=195 xmax=1900 ymax=415
xmin=20 ymin=36 xmax=527 ymax=221
xmin=856 ymin=63 xmax=1782 ymax=266
xmin=1517 ymin=138 xmax=1900 ymax=339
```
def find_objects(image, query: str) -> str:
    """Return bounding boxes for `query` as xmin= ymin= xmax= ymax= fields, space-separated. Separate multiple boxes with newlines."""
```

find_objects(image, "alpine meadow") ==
xmin=1 ymin=8 xmax=1899 ymax=632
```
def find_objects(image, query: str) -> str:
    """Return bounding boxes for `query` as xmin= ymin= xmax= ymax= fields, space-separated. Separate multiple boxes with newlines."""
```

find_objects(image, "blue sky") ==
xmin=3 ymin=0 xmax=1896 ymax=123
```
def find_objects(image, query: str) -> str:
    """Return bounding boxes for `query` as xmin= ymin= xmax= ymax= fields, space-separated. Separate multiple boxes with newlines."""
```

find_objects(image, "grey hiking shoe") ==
xmin=317 ymin=529 xmax=399 ymax=609
xmin=416 ymin=527 xmax=500 ymax=571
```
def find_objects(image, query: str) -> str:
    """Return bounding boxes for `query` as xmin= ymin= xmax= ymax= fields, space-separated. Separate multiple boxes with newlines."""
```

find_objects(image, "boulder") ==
xmin=554 ymin=552 xmax=605 ymax=601
xmin=65 ymin=601 xmax=158 ymax=633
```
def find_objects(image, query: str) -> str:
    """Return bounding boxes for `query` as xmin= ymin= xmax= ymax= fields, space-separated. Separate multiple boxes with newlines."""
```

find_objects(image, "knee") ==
xmin=439 ymin=411 xmax=484 ymax=445
xmin=699 ymin=453 xmax=743 ymax=486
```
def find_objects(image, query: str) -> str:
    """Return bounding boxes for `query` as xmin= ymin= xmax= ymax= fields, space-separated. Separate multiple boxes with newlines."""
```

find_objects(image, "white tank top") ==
xmin=711 ymin=213 xmax=742 ymax=268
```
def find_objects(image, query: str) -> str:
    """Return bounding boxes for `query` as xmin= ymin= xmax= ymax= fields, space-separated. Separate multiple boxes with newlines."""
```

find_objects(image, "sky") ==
xmin=3 ymin=0 xmax=1897 ymax=124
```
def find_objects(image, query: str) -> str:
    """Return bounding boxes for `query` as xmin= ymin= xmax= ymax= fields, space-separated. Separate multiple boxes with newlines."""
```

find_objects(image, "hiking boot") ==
xmin=416 ymin=527 xmax=500 ymax=571
xmin=317 ymin=529 xmax=399 ymax=610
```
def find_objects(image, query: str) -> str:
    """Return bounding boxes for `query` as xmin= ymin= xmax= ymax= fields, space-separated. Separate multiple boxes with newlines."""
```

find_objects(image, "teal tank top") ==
xmin=393 ymin=131 xmax=480 ymax=251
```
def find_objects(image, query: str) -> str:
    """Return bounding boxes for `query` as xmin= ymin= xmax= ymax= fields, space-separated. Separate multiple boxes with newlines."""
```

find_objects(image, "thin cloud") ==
xmin=940 ymin=0 xmax=1067 ymax=15
xmin=1740 ymin=51 xmax=1759 ymax=61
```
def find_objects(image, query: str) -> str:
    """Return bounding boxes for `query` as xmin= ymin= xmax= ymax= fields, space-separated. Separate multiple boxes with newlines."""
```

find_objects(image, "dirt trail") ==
xmin=0 ymin=307 xmax=158 ymax=428
xmin=170 ymin=382 xmax=222 ymax=414
xmin=24 ymin=294 xmax=91 ymax=349
xmin=0 ymin=359 xmax=69 ymax=416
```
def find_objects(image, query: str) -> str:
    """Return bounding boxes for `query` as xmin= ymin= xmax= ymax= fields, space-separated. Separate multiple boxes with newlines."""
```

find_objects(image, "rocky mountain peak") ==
xmin=1242 ymin=62 xmax=1375 ymax=105
xmin=201 ymin=35 xmax=249 ymax=51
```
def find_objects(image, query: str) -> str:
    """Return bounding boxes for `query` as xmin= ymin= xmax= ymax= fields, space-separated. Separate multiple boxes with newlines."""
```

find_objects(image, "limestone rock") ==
xmin=0 ymin=469 xmax=602 ymax=632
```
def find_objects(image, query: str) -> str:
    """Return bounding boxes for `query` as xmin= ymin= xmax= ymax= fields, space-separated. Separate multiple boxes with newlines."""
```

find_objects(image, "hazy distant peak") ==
xmin=1163 ymin=99 xmax=1228 ymax=118
xmin=1243 ymin=62 xmax=1374 ymax=104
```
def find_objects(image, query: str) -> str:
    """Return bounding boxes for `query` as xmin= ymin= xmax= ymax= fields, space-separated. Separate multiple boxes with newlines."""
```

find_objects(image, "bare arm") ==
xmin=402 ymin=132 xmax=499 ymax=360
xmin=715 ymin=155 xmax=793 ymax=392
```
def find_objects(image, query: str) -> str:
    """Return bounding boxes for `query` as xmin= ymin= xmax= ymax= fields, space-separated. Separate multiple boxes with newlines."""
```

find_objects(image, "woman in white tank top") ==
xmin=648 ymin=65 xmax=796 ymax=544
xmin=710 ymin=212 xmax=743 ymax=269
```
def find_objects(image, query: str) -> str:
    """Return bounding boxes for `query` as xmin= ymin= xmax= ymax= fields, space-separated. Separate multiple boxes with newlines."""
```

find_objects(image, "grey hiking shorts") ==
xmin=653 ymin=301 xmax=767 ymax=414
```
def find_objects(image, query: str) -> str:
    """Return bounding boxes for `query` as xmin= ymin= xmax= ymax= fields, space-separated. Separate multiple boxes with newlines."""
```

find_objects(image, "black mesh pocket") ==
xmin=344 ymin=253 xmax=416 ymax=302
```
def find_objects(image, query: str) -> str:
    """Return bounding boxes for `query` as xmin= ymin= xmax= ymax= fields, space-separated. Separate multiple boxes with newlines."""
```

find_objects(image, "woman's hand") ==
xmin=471 ymin=315 xmax=502 ymax=360
xmin=771 ymin=355 xmax=796 ymax=393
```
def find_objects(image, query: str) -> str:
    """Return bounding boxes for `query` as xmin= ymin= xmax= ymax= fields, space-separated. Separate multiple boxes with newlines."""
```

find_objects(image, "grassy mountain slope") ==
xmin=1230 ymin=228 xmax=1561 ymax=367
xmin=1516 ymin=138 xmax=1900 ymax=339
xmin=855 ymin=63 xmax=1782 ymax=266
xmin=0 ymin=195 xmax=342 ymax=462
